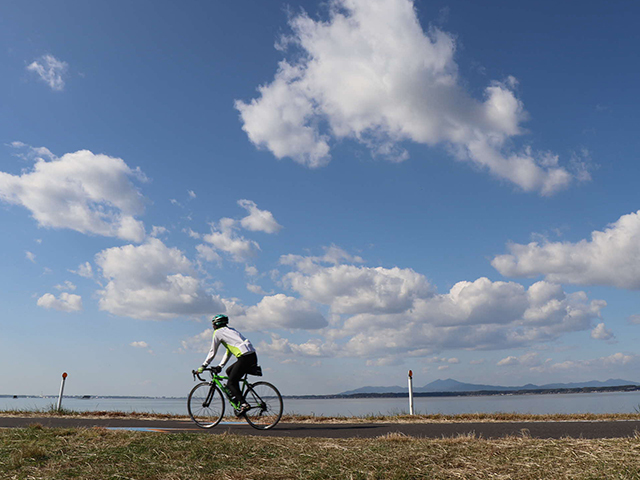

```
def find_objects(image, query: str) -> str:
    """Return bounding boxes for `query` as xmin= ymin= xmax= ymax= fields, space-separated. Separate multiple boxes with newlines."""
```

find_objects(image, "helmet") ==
xmin=212 ymin=314 xmax=229 ymax=329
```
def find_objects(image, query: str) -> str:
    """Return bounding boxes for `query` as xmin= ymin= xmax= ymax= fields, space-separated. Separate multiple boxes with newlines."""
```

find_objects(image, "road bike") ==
xmin=188 ymin=366 xmax=283 ymax=430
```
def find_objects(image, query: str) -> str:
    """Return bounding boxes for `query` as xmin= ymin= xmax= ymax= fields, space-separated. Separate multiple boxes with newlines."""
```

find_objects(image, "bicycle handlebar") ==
xmin=192 ymin=367 xmax=224 ymax=382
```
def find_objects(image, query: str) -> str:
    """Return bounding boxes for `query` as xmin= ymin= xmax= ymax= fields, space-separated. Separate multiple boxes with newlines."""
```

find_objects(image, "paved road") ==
xmin=2 ymin=416 xmax=640 ymax=439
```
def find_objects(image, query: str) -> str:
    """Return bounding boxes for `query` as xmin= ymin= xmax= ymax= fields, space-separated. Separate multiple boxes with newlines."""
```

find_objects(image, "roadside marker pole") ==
xmin=408 ymin=370 xmax=414 ymax=415
xmin=57 ymin=372 xmax=68 ymax=411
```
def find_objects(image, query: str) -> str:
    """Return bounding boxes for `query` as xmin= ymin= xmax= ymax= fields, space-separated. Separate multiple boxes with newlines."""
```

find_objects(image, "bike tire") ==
xmin=187 ymin=382 xmax=225 ymax=428
xmin=243 ymin=381 xmax=283 ymax=430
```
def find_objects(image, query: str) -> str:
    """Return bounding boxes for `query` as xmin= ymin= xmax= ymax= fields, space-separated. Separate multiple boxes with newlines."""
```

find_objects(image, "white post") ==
xmin=408 ymin=370 xmax=414 ymax=415
xmin=57 ymin=372 xmax=68 ymax=411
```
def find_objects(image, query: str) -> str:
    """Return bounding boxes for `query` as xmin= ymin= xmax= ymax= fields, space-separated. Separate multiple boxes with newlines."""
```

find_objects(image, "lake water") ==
xmin=3 ymin=391 xmax=640 ymax=417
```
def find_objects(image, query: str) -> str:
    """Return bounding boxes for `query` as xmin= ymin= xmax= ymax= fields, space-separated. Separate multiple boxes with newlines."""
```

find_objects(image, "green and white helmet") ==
xmin=212 ymin=314 xmax=229 ymax=329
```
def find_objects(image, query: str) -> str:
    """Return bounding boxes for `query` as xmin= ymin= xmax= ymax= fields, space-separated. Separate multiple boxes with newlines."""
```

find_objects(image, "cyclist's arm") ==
xmin=218 ymin=349 xmax=231 ymax=369
xmin=201 ymin=332 xmax=220 ymax=367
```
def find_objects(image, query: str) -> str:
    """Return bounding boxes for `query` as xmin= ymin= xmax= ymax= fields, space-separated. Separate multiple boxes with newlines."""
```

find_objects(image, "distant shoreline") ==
xmin=287 ymin=384 xmax=640 ymax=400
xmin=3 ymin=384 xmax=640 ymax=400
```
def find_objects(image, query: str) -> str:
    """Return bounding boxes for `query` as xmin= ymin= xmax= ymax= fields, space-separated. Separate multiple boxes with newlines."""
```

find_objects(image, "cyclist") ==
xmin=197 ymin=314 xmax=258 ymax=415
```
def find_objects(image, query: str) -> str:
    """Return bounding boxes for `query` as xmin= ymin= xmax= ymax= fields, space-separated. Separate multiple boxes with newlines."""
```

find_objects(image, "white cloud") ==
xmin=238 ymin=199 xmax=282 ymax=233
xmin=195 ymin=244 xmax=221 ymax=263
xmin=37 ymin=292 xmax=82 ymax=312
xmin=184 ymin=228 xmax=201 ymax=239
xmin=629 ymin=314 xmax=640 ymax=325
xmin=497 ymin=352 xmax=543 ymax=368
xmin=366 ymin=356 xmax=404 ymax=367
xmin=232 ymin=294 xmax=328 ymax=330
xmin=95 ymin=238 xmax=224 ymax=320
xmin=0 ymin=147 xmax=146 ymax=242
xmin=25 ymin=251 xmax=36 ymax=263
xmin=534 ymin=352 xmax=640 ymax=374
xmin=27 ymin=54 xmax=68 ymax=91
xmin=591 ymin=322 xmax=614 ymax=341
xmin=275 ymin=251 xmax=606 ymax=361
xmin=337 ymin=279 xmax=605 ymax=358
xmin=492 ymin=210 xmax=640 ymax=289
xmin=284 ymin=263 xmax=432 ymax=315
xmin=70 ymin=261 xmax=93 ymax=279
xmin=54 ymin=281 xmax=76 ymax=291
xmin=130 ymin=341 xmax=149 ymax=348
xmin=202 ymin=218 xmax=260 ymax=263
xmin=188 ymin=190 xmax=196 ymax=199
xmin=150 ymin=226 xmax=168 ymax=237
xmin=258 ymin=333 xmax=337 ymax=358
xmin=236 ymin=0 xmax=581 ymax=195
xmin=247 ymin=283 xmax=268 ymax=295
xmin=497 ymin=356 xmax=518 ymax=366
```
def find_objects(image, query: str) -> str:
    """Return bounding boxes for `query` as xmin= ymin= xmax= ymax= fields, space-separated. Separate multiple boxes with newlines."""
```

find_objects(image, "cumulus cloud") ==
xmin=37 ymin=292 xmax=82 ymax=312
xmin=202 ymin=218 xmax=260 ymax=263
xmin=335 ymin=279 xmax=605 ymax=358
xmin=238 ymin=199 xmax=282 ymax=233
xmin=0 ymin=147 xmax=146 ymax=242
xmin=629 ymin=314 xmax=640 ymax=325
xmin=284 ymin=263 xmax=432 ymax=315
xmin=247 ymin=283 xmax=268 ymax=295
xmin=54 ymin=281 xmax=76 ymax=291
xmin=232 ymin=294 xmax=328 ymax=330
xmin=27 ymin=54 xmax=68 ymax=91
xmin=195 ymin=244 xmax=222 ymax=263
xmin=150 ymin=226 xmax=168 ymax=237
xmin=492 ymin=210 xmax=640 ymax=289
xmin=280 ymin=245 xmax=364 ymax=273
xmin=533 ymin=352 xmax=640 ymax=375
xmin=591 ymin=322 xmax=615 ymax=341
xmin=130 ymin=341 xmax=149 ymax=348
xmin=95 ymin=238 xmax=224 ymax=320
xmin=70 ymin=262 xmax=93 ymax=279
xmin=236 ymin=0 xmax=581 ymax=195
xmin=497 ymin=352 xmax=544 ymax=368
xmin=198 ymin=200 xmax=281 ymax=262
xmin=273 ymin=251 xmax=606 ymax=361
xmin=259 ymin=333 xmax=337 ymax=358
xmin=25 ymin=251 xmax=36 ymax=263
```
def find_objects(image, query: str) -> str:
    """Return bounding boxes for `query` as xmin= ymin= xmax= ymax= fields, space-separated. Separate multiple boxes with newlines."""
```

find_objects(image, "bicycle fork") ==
xmin=202 ymin=385 xmax=215 ymax=408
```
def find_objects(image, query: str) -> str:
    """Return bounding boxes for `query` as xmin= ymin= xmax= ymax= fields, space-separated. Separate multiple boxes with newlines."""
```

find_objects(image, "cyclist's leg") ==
xmin=226 ymin=352 xmax=257 ymax=405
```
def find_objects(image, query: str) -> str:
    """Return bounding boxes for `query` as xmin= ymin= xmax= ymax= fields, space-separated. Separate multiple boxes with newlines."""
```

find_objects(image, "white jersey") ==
xmin=202 ymin=326 xmax=255 ymax=368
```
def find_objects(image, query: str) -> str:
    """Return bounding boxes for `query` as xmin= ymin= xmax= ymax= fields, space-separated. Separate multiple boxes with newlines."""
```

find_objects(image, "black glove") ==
xmin=212 ymin=365 xmax=222 ymax=374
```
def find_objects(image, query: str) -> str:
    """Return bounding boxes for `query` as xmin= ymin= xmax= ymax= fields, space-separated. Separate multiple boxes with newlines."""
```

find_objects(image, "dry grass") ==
xmin=1 ymin=424 xmax=639 ymax=479
xmin=279 ymin=411 xmax=640 ymax=423
xmin=3 ymin=408 xmax=640 ymax=423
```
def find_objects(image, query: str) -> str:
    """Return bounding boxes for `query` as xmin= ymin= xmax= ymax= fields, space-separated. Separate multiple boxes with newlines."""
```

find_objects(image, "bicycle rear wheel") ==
xmin=187 ymin=382 xmax=225 ymax=428
xmin=243 ymin=381 xmax=283 ymax=430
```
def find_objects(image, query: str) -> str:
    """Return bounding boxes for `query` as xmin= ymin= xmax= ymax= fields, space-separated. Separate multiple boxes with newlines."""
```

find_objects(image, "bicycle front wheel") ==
xmin=243 ymin=381 xmax=283 ymax=430
xmin=187 ymin=382 xmax=225 ymax=428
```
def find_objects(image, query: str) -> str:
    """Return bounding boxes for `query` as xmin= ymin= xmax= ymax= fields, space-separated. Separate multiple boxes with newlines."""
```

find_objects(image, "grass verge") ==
xmin=3 ymin=408 xmax=640 ymax=423
xmin=1 ymin=425 xmax=639 ymax=479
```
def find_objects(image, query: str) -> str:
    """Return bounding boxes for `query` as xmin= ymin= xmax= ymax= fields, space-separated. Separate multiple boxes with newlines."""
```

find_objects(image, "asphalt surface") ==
xmin=2 ymin=416 xmax=640 ymax=439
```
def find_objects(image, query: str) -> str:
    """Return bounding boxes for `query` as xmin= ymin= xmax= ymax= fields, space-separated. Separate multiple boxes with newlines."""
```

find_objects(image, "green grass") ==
xmin=1 ymin=424 xmax=640 ymax=479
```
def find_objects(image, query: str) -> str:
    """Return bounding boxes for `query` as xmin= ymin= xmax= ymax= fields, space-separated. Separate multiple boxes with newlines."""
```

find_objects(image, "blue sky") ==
xmin=1 ymin=0 xmax=639 ymax=397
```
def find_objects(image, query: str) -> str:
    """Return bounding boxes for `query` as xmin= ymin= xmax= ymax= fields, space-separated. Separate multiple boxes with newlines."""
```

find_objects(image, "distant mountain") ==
xmin=339 ymin=378 xmax=639 ymax=395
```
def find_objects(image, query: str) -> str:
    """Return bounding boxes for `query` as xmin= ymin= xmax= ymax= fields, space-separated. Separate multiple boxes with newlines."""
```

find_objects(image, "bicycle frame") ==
xmin=195 ymin=371 xmax=251 ymax=410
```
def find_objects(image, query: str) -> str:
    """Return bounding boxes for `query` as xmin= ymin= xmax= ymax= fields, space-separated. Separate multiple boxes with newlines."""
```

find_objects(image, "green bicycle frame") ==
xmin=209 ymin=374 xmax=250 ymax=410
